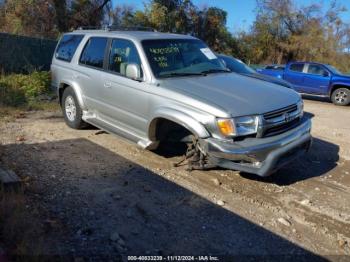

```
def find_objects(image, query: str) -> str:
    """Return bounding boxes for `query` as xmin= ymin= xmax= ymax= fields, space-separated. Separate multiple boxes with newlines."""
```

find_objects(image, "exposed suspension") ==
xmin=173 ymin=137 xmax=214 ymax=171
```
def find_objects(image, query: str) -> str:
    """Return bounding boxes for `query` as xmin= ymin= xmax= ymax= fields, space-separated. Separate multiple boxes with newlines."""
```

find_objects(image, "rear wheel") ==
xmin=62 ymin=87 xmax=87 ymax=129
xmin=331 ymin=88 xmax=350 ymax=106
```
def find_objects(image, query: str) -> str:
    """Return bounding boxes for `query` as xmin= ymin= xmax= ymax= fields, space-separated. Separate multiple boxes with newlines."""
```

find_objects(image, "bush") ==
xmin=0 ymin=71 xmax=51 ymax=106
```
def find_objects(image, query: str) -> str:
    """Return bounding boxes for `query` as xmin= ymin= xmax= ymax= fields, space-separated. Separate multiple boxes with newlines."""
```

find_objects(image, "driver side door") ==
xmin=101 ymin=38 xmax=150 ymax=138
xmin=302 ymin=64 xmax=331 ymax=95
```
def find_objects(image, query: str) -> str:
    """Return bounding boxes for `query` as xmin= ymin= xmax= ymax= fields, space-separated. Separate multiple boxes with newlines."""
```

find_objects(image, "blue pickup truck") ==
xmin=257 ymin=62 xmax=350 ymax=106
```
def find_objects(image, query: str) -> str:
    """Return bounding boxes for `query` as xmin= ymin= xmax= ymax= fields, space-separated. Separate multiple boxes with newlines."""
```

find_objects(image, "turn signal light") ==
xmin=217 ymin=119 xmax=235 ymax=136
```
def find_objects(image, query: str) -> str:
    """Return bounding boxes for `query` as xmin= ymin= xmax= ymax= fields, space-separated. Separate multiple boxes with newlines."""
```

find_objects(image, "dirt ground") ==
xmin=0 ymin=98 xmax=349 ymax=260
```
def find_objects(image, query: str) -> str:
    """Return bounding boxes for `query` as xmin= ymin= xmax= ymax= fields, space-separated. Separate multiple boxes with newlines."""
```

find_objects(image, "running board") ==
xmin=300 ymin=93 xmax=329 ymax=98
xmin=83 ymin=111 xmax=158 ymax=150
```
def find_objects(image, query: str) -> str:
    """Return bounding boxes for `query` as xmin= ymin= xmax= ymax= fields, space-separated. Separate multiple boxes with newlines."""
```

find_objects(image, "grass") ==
xmin=0 ymin=71 xmax=59 ymax=120
xmin=0 ymin=71 xmax=52 ymax=106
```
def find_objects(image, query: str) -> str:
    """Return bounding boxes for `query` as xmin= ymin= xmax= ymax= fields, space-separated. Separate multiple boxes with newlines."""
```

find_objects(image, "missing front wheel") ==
xmin=173 ymin=137 xmax=215 ymax=171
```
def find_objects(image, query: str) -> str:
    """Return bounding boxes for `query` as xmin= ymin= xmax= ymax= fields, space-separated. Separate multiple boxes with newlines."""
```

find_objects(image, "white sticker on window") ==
xmin=200 ymin=48 xmax=217 ymax=60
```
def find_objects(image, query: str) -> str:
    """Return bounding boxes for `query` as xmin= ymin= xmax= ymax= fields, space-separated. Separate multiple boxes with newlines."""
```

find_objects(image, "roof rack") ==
xmin=76 ymin=26 xmax=157 ymax=32
xmin=76 ymin=26 xmax=107 ymax=31
xmin=111 ymin=26 xmax=157 ymax=32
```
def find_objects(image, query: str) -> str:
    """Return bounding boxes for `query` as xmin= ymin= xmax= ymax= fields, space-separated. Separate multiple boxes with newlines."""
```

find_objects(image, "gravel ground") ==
xmin=0 ymin=98 xmax=349 ymax=260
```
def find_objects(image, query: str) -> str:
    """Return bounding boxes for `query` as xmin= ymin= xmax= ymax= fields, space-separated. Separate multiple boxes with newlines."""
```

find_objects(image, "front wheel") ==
xmin=331 ymin=88 xmax=350 ymax=106
xmin=62 ymin=87 xmax=87 ymax=129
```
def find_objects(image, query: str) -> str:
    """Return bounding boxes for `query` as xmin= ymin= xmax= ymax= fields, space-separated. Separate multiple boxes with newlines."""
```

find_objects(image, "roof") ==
xmin=69 ymin=30 xmax=197 ymax=42
xmin=287 ymin=61 xmax=331 ymax=66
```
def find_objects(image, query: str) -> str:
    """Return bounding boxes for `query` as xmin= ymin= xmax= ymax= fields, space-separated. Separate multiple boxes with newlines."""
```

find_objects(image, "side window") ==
xmin=307 ymin=65 xmax=328 ymax=76
xmin=289 ymin=63 xmax=304 ymax=73
xmin=108 ymin=39 xmax=142 ymax=77
xmin=55 ymin=34 xmax=84 ymax=62
xmin=79 ymin=37 xmax=108 ymax=69
xmin=266 ymin=65 xmax=285 ymax=70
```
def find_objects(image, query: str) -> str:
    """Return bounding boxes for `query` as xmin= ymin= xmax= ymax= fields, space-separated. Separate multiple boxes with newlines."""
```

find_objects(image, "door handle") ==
xmin=104 ymin=82 xmax=112 ymax=88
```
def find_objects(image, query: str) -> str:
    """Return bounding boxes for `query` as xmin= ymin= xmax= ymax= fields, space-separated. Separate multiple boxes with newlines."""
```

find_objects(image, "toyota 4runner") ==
xmin=51 ymin=28 xmax=312 ymax=177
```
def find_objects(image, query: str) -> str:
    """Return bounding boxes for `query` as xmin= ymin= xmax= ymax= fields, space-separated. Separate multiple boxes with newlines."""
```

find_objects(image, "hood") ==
xmin=160 ymin=73 xmax=301 ymax=117
xmin=333 ymin=73 xmax=350 ymax=80
xmin=243 ymin=73 xmax=292 ymax=88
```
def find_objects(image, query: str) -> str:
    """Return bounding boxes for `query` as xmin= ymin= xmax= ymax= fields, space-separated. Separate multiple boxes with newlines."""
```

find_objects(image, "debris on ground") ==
xmin=277 ymin=217 xmax=292 ymax=227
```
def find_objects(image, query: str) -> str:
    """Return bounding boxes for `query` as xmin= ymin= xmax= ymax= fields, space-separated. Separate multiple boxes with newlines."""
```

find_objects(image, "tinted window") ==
xmin=55 ymin=34 xmax=84 ymax=62
xmin=266 ymin=65 xmax=285 ymax=70
xmin=108 ymin=39 xmax=142 ymax=77
xmin=307 ymin=65 xmax=328 ymax=76
xmin=289 ymin=64 xmax=304 ymax=72
xmin=79 ymin=37 xmax=108 ymax=69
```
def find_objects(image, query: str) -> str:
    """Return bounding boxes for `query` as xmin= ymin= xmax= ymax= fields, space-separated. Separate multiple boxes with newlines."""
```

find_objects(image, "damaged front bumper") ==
xmin=200 ymin=117 xmax=312 ymax=177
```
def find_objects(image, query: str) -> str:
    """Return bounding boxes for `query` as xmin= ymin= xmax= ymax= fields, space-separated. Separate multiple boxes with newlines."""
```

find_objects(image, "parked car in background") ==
xmin=51 ymin=28 xmax=312 ymax=177
xmin=257 ymin=62 xmax=350 ymax=106
xmin=218 ymin=55 xmax=292 ymax=89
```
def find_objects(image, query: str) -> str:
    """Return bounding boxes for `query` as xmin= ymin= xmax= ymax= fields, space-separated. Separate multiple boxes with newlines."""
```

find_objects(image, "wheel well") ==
xmin=150 ymin=118 xmax=193 ymax=143
xmin=331 ymin=85 xmax=350 ymax=96
xmin=150 ymin=118 xmax=194 ymax=157
xmin=58 ymin=83 xmax=70 ymax=106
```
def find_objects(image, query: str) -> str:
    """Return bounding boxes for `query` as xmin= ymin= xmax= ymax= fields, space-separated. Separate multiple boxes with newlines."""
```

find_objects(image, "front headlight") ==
xmin=217 ymin=115 xmax=260 ymax=137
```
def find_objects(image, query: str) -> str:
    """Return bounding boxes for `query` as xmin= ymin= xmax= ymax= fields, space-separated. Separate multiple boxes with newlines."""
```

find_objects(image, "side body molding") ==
xmin=148 ymin=107 xmax=211 ymax=141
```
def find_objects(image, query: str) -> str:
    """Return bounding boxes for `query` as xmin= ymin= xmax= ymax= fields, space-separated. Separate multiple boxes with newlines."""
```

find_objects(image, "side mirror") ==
xmin=126 ymin=64 xmax=141 ymax=80
xmin=323 ymin=71 xmax=330 ymax=77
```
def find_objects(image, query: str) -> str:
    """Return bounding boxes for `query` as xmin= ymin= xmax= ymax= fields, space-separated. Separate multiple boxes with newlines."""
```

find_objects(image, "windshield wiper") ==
xmin=159 ymin=72 xmax=204 ymax=78
xmin=200 ymin=69 xmax=231 ymax=75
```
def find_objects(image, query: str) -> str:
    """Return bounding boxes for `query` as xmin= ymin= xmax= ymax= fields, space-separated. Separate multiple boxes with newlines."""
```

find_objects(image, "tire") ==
xmin=62 ymin=87 xmax=87 ymax=129
xmin=331 ymin=88 xmax=350 ymax=106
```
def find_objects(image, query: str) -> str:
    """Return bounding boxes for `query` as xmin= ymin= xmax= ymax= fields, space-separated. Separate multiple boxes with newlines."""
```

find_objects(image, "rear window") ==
xmin=289 ymin=63 xmax=304 ymax=72
xmin=55 ymin=34 xmax=84 ymax=62
xmin=79 ymin=37 xmax=108 ymax=69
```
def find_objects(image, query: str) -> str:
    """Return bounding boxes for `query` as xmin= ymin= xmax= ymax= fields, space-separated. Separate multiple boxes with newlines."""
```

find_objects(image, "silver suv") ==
xmin=51 ymin=28 xmax=312 ymax=177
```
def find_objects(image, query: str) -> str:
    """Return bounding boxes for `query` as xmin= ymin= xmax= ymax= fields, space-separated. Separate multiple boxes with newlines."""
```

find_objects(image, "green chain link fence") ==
xmin=0 ymin=33 xmax=58 ymax=74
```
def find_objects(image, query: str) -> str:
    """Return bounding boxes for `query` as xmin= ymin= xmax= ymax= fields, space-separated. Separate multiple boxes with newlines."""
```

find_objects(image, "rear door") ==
xmin=284 ymin=63 xmax=306 ymax=92
xmin=77 ymin=37 xmax=109 ymax=114
xmin=303 ymin=64 xmax=331 ymax=95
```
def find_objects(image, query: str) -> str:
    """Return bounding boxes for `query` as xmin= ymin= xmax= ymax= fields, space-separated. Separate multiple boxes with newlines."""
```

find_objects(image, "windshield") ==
xmin=325 ymin=65 xmax=343 ymax=75
xmin=142 ymin=39 xmax=227 ymax=78
xmin=220 ymin=55 xmax=256 ymax=74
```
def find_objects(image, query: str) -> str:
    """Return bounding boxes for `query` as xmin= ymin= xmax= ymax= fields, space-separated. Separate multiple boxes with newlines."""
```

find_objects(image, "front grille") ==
xmin=261 ymin=103 xmax=301 ymax=137
xmin=263 ymin=118 xmax=300 ymax=137
xmin=263 ymin=104 xmax=298 ymax=120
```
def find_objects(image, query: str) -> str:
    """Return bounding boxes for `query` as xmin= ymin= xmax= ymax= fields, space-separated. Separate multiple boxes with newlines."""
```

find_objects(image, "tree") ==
xmin=194 ymin=7 xmax=231 ymax=51
xmin=0 ymin=0 xmax=58 ymax=38
xmin=69 ymin=0 xmax=112 ymax=30
xmin=0 ymin=0 xmax=112 ymax=38
xmin=237 ymin=0 xmax=350 ymax=72
xmin=53 ymin=0 xmax=68 ymax=32
xmin=111 ymin=0 xmax=234 ymax=53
